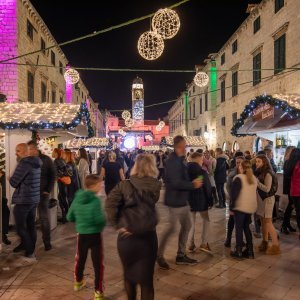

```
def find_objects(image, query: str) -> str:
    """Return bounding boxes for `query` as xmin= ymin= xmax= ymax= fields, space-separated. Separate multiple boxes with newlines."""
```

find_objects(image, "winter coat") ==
xmin=230 ymin=174 xmax=258 ymax=214
xmin=40 ymin=153 xmax=56 ymax=194
xmin=290 ymin=161 xmax=300 ymax=197
xmin=282 ymin=160 xmax=291 ymax=195
xmin=78 ymin=158 xmax=90 ymax=189
xmin=214 ymin=154 xmax=228 ymax=184
xmin=10 ymin=156 xmax=42 ymax=205
xmin=164 ymin=152 xmax=195 ymax=207
xmin=187 ymin=162 xmax=212 ymax=212
xmin=53 ymin=158 xmax=66 ymax=178
xmin=105 ymin=175 xmax=161 ymax=229
xmin=67 ymin=189 xmax=106 ymax=234
xmin=226 ymin=168 xmax=238 ymax=201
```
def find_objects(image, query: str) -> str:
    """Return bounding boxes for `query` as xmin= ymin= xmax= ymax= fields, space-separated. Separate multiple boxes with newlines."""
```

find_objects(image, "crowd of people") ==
xmin=1 ymin=136 xmax=300 ymax=300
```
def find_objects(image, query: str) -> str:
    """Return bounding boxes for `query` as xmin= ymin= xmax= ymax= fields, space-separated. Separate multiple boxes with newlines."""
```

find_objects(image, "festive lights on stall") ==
xmin=155 ymin=120 xmax=166 ymax=132
xmin=64 ymin=68 xmax=80 ymax=85
xmin=121 ymin=110 xmax=131 ymax=120
xmin=145 ymin=134 xmax=153 ymax=141
xmin=161 ymin=136 xmax=206 ymax=147
xmin=0 ymin=102 xmax=94 ymax=137
xmin=118 ymin=128 xmax=126 ymax=136
xmin=152 ymin=8 xmax=180 ymax=39
xmin=231 ymin=94 xmax=300 ymax=137
xmin=65 ymin=137 xmax=109 ymax=148
xmin=194 ymin=72 xmax=209 ymax=88
xmin=137 ymin=31 xmax=165 ymax=61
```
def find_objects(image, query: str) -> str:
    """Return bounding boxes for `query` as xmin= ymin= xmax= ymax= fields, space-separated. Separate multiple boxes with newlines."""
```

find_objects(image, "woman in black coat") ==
xmin=187 ymin=152 xmax=213 ymax=253
xmin=281 ymin=146 xmax=297 ymax=234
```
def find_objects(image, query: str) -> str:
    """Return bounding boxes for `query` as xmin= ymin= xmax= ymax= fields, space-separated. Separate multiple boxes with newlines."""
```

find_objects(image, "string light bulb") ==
xmin=125 ymin=118 xmax=135 ymax=127
xmin=152 ymin=8 xmax=180 ymax=40
xmin=138 ymin=31 xmax=165 ymax=60
xmin=194 ymin=72 xmax=209 ymax=88
xmin=158 ymin=121 xmax=165 ymax=128
xmin=64 ymin=68 xmax=80 ymax=85
xmin=121 ymin=110 xmax=131 ymax=120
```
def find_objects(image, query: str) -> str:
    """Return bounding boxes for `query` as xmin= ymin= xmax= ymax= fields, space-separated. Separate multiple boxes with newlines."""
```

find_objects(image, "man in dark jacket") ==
xmin=10 ymin=143 xmax=42 ymax=259
xmin=214 ymin=148 xmax=229 ymax=208
xmin=157 ymin=136 xmax=202 ymax=270
xmin=28 ymin=141 xmax=55 ymax=251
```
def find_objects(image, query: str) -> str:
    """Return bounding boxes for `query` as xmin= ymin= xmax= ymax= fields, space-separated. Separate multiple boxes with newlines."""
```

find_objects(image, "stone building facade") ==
xmin=168 ymin=0 xmax=300 ymax=152
xmin=0 ymin=0 xmax=104 ymax=136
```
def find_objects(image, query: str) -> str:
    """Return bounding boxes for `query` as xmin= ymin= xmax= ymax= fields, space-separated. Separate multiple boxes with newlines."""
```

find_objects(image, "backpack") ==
xmin=258 ymin=172 xmax=278 ymax=200
xmin=122 ymin=182 xmax=158 ymax=235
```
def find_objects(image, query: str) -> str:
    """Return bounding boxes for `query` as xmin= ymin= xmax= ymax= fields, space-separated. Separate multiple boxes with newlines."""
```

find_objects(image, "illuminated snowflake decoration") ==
xmin=121 ymin=110 xmax=131 ymax=120
xmin=194 ymin=72 xmax=209 ymax=88
xmin=119 ymin=129 xmax=126 ymax=136
xmin=156 ymin=125 xmax=162 ymax=132
xmin=152 ymin=8 xmax=180 ymax=40
xmin=125 ymin=118 xmax=135 ymax=128
xmin=64 ymin=68 xmax=80 ymax=85
xmin=138 ymin=31 xmax=165 ymax=60
xmin=145 ymin=135 xmax=153 ymax=141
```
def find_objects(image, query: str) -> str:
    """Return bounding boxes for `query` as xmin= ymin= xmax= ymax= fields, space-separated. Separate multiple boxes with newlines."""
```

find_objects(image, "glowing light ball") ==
xmin=138 ymin=31 xmax=165 ymax=60
xmin=158 ymin=121 xmax=165 ymax=128
xmin=152 ymin=8 xmax=180 ymax=40
xmin=122 ymin=110 xmax=131 ymax=120
xmin=64 ymin=68 xmax=80 ymax=85
xmin=194 ymin=72 xmax=209 ymax=88
xmin=125 ymin=118 xmax=135 ymax=127
xmin=124 ymin=136 xmax=136 ymax=150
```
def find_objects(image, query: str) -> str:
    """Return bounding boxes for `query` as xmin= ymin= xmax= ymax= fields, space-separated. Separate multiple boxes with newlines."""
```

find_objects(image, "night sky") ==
xmin=30 ymin=0 xmax=261 ymax=119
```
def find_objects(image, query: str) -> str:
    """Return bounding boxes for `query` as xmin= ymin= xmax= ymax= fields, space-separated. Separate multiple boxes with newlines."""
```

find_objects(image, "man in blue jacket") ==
xmin=157 ymin=136 xmax=202 ymax=270
xmin=10 ymin=143 xmax=42 ymax=259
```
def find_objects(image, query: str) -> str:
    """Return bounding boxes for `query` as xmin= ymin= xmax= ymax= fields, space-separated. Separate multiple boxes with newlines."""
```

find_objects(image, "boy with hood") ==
xmin=67 ymin=174 xmax=106 ymax=300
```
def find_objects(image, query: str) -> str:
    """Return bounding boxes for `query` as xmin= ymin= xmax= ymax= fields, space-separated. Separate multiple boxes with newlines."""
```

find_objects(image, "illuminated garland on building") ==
xmin=231 ymin=95 xmax=300 ymax=137
xmin=0 ymin=103 xmax=94 ymax=138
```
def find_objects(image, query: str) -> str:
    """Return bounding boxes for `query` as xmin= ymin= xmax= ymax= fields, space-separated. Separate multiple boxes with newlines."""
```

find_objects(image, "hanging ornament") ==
xmin=152 ymin=8 xmax=180 ymax=40
xmin=119 ymin=128 xmax=126 ymax=136
xmin=156 ymin=125 xmax=162 ymax=132
xmin=158 ymin=121 xmax=165 ymax=128
xmin=64 ymin=68 xmax=80 ymax=85
xmin=194 ymin=72 xmax=209 ymax=88
xmin=125 ymin=118 xmax=135 ymax=127
xmin=122 ymin=110 xmax=131 ymax=120
xmin=138 ymin=31 xmax=165 ymax=60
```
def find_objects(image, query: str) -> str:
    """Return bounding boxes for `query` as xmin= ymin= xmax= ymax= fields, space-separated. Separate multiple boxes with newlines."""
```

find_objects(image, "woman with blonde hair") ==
xmin=230 ymin=160 xmax=257 ymax=259
xmin=77 ymin=148 xmax=90 ymax=189
xmin=106 ymin=153 xmax=161 ymax=300
xmin=100 ymin=151 xmax=125 ymax=195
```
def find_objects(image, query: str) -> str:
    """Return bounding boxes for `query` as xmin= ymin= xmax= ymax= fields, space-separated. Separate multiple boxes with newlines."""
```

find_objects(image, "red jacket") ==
xmin=290 ymin=161 xmax=300 ymax=196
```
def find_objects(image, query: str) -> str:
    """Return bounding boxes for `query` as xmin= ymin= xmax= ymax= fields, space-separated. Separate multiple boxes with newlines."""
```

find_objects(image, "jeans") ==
xmin=291 ymin=196 xmax=300 ymax=230
xmin=226 ymin=214 xmax=235 ymax=240
xmin=58 ymin=181 xmax=68 ymax=217
xmin=282 ymin=195 xmax=294 ymax=227
xmin=234 ymin=211 xmax=252 ymax=247
xmin=38 ymin=194 xmax=51 ymax=246
xmin=216 ymin=182 xmax=226 ymax=207
xmin=74 ymin=233 xmax=104 ymax=292
xmin=14 ymin=204 xmax=37 ymax=255
xmin=190 ymin=211 xmax=210 ymax=245
xmin=158 ymin=206 xmax=191 ymax=258
xmin=158 ymin=168 xmax=164 ymax=182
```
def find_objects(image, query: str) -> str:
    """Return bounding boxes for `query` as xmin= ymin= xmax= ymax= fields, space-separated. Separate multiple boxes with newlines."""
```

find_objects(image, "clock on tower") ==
xmin=132 ymin=76 xmax=144 ymax=124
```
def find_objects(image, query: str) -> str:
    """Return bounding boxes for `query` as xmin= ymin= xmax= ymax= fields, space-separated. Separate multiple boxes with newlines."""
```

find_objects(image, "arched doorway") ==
xmin=232 ymin=141 xmax=240 ymax=152
xmin=253 ymin=137 xmax=262 ymax=153
xmin=222 ymin=142 xmax=227 ymax=151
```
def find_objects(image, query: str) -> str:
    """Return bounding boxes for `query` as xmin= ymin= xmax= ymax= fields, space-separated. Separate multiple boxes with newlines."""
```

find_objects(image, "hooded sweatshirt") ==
xmin=105 ymin=176 xmax=161 ymax=229
xmin=10 ymin=156 xmax=42 ymax=205
xmin=67 ymin=189 xmax=106 ymax=234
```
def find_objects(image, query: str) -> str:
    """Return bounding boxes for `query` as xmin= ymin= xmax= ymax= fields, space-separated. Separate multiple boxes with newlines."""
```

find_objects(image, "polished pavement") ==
xmin=0 ymin=189 xmax=299 ymax=300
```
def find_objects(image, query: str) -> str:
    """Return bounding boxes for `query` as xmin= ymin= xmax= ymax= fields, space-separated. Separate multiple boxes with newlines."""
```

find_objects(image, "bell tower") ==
xmin=132 ymin=76 xmax=144 ymax=124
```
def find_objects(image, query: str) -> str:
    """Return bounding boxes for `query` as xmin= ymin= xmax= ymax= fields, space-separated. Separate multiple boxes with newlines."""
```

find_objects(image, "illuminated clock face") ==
xmin=135 ymin=90 xmax=142 ymax=99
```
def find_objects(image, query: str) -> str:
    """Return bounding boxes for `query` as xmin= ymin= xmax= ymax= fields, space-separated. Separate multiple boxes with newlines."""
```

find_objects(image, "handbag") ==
xmin=58 ymin=176 xmax=71 ymax=185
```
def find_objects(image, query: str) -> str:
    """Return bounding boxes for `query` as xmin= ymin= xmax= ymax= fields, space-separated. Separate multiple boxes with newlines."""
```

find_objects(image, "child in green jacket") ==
xmin=67 ymin=174 xmax=106 ymax=300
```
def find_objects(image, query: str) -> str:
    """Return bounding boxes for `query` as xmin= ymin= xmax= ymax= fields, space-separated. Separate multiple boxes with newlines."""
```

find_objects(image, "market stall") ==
xmin=161 ymin=136 xmax=206 ymax=151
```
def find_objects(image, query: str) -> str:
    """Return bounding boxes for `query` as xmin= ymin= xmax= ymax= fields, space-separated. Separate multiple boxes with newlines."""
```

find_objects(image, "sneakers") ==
xmin=94 ymin=291 xmax=104 ymax=300
xmin=74 ymin=280 xmax=86 ymax=292
xmin=199 ymin=243 xmax=212 ymax=254
xmin=157 ymin=256 xmax=170 ymax=270
xmin=266 ymin=245 xmax=281 ymax=255
xmin=176 ymin=255 xmax=198 ymax=266
xmin=188 ymin=243 xmax=197 ymax=253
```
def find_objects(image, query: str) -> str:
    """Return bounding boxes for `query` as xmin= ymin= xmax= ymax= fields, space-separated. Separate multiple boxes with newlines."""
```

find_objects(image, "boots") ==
xmin=230 ymin=246 xmax=243 ymax=259
xmin=2 ymin=234 xmax=11 ymax=245
xmin=242 ymin=244 xmax=254 ymax=259
xmin=266 ymin=245 xmax=281 ymax=255
xmin=258 ymin=240 xmax=268 ymax=252
xmin=280 ymin=226 xmax=289 ymax=234
xmin=224 ymin=237 xmax=231 ymax=248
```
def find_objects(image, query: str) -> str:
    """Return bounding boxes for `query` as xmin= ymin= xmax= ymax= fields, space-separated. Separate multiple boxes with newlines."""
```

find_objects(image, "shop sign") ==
xmin=253 ymin=104 xmax=274 ymax=121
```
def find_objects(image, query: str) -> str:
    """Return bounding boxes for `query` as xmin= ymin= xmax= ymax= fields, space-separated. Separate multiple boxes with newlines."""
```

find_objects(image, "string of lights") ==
xmin=0 ymin=0 xmax=190 ymax=65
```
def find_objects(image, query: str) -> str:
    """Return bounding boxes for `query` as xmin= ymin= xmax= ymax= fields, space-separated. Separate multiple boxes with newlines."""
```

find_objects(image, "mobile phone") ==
xmin=198 ymin=175 xmax=204 ymax=181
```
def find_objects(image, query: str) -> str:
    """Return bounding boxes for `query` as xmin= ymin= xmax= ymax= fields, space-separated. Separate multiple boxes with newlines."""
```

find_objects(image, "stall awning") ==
xmin=161 ymin=136 xmax=206 ymax=147
xmin=65 ymin=137 xmax=109 ymax=148
xmin=231 ymin=94 xmax=300 ymax=137
xmin=0 ymin=102 xmax=94 ymax=137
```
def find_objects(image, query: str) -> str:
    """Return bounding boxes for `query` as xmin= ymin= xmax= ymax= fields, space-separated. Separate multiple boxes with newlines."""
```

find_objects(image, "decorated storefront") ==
xmin=231 ymin=93 xmax=300 ymax=169
xmin=161 ymin=136 xmax=206 ymax=151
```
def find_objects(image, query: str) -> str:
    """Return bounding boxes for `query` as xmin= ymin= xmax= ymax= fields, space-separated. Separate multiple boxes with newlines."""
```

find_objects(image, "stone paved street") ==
xmin=0 ymin=189 xmax=299 ymax=300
